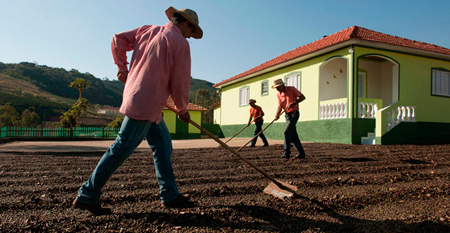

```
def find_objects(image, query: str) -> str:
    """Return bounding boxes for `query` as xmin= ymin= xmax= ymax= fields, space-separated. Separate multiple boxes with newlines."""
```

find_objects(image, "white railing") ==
xmin=385 ymin=105 xmax=417 ymax=132
xmin=320 ymin=102 xmax=347 ymax=119
xmin=359 ymin=102 xmax=378 ymax=119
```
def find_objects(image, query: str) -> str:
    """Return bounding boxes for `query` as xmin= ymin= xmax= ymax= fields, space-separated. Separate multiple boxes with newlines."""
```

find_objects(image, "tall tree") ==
xmin=194 ymin=89 xmax=214 ymax=124
xmin=69 ymin=78 xmax=91 ymax=99
xmin=21 ymin=109 xmax=40 ymax=127
xmin=194 ymin=89 xmax=210 ymax=107
xmin=0 ymin=105 xmax=20 ymax=127
xmin=60 ymin=78 xmax=91 ymax=128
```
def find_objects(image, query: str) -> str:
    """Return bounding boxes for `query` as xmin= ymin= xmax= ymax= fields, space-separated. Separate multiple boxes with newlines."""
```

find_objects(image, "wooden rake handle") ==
xmin=224 ymin=124 xmax=250 ymax=144
xmin=224 ymin=114 xmax=264 ymax=144
xmin=165 ymin=105 xmax=282 ymax=187
xmin=234 ymin=109 xmax=285 ymax=152
xmin=189 ymin=119 xmax=282 ymax=186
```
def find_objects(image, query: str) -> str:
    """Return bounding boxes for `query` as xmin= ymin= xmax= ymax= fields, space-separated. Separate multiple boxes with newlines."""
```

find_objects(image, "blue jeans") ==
xmin=284 ymin=111 xmax=306 ymax=157
xmin=76 ymin=116 xmax=179 ymax=204
xmin=251 ymin=120 xmax=268 ymax=146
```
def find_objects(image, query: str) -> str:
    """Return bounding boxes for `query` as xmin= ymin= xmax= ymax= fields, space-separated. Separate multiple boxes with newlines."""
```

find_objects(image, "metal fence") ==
xmin=0 ymin=126 xmax=120 ymax=139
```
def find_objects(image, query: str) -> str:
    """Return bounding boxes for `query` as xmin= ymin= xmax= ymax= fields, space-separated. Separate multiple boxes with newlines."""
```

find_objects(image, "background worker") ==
xmin=273 ymin=79 xmax=307 ymax=159
xmin=247 ymin=99 xmax=269 ymax=147
xmin=73 ymin=6 xmax=203 ymax=215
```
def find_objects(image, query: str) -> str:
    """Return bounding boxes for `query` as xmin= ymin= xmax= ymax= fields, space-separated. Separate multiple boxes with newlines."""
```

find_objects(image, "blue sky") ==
xmin=1 ymin=0 xmax=450 ymax=84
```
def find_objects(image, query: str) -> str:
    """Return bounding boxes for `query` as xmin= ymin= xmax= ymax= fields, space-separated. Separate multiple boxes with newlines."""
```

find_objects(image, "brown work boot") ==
xmin=73 ymin=199 xmax=112 ymax=216
xmin=162 ymin=194 xmax=196 ymax=208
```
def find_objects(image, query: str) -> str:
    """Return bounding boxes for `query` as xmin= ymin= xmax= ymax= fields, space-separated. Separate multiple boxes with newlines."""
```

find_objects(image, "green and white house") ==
xmin=163 ymin=96 xmax=207 ymax=139
xmin=213 ymin=26 xmax=450 ymax=145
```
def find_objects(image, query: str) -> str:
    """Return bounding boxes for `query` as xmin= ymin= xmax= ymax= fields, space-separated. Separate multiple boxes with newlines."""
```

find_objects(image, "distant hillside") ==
xmin=0 ymin=62 xmax=216 ymax=121
xmin=190 ymin=78 xmax=216 ymax=101
xmin=0 ymin=62 xmax=125 ymax=107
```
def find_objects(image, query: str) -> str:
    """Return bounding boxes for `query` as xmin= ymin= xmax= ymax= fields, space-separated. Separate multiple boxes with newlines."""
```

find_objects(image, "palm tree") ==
xmin=69 ymin=78 xmax=91 ymax=99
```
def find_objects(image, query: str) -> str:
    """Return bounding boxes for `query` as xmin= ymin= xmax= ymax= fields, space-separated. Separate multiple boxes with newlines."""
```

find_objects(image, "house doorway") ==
xmin=357 ymin=55 xmax=399 ymax=109
xmin=356 ymin=55 xmax=399 ymax=119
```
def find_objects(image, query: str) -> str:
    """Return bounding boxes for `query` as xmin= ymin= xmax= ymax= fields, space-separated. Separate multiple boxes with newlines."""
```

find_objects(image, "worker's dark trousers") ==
xmin=283 ymin=110 xmax=306 ymax=157
xmin=251 ymin=120 xmax=269 ymax=146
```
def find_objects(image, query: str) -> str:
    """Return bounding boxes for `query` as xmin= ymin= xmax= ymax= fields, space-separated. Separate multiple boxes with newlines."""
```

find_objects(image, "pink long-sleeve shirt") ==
xmin=111 ymin=22 xmax=191 ymax=123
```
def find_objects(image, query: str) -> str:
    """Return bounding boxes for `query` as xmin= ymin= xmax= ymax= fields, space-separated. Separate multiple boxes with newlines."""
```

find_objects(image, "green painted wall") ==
xmin=162 ymin=110 xmax=177 ymax=133
xmin=352 ymin=118 xmax=376 ymax=144
xmin=202 ymin=124 xmax=224 ymax=138
xmin=299 ymin=119 xmax=353 ymax=144
xmin=220 ymin=119 xmax=450 ymax=145
xmin=174 ymin=117 xmax=188 ymax=139
xmin=221 ymin=124 xmax=255 ymax=140
xmin=189 ymin=111 xmax=202 ymax=134
xmin=162 ymin=109 xmax=203 ymax=139
xmin=222 ymin=118 xmax=353 ymax=144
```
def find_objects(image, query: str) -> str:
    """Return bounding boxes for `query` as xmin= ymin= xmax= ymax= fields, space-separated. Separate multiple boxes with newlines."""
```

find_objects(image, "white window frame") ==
xmin=285 ymin=73 xmax=301 ymax=90
xmin=239 ymin=86 xmax=249 ymax=106
xmin=261 ymin=81 xmax=269 ymax=96
xmin=432 ymin=69 xmax=450 ymax=97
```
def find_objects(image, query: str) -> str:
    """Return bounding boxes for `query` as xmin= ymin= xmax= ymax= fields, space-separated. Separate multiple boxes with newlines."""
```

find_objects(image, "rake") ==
xmin=166 ymin=105 xmax=297 ymax=199
xmin=223 ymin=114 xmax=262 ymax=144
xmin=232 ymin=109 xmax=284 ymax=151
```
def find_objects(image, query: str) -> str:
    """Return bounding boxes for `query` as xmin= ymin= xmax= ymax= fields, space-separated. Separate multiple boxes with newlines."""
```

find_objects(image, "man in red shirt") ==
xmin=273 ymin=79 xmax=307 ymax=159
xmin=247 ymin=99 xmax=269 ymax=147
xmin=73 ymin=7 xmax=203 ymax=215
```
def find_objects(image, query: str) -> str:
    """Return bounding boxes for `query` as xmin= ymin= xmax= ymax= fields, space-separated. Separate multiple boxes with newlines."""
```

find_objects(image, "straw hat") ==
xmin=249 ymin=99 xmax=256 ymax=104
xmin=165 ymin=6 xmax=203 ymax=39
xmin=272 ymin=78 xmax=285 ymax=88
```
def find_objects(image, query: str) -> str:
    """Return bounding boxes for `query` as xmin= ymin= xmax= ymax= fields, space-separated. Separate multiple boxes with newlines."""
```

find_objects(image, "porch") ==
xmin=318 ymin=98 xmax=417 ymax=144
xmin=318 ymin=54 xmax=415 ymax=144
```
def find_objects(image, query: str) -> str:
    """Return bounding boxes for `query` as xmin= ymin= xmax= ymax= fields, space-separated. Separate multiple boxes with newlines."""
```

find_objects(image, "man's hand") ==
xmin=274 ymin=115 xmax=280 ymax=121
xmin=117 ymin=71 xmax=128 ymax=83
xmin=178 ymin=111 xmax=190 ymax=123
xmin=287 ymin=101 xmax=297 ymax=109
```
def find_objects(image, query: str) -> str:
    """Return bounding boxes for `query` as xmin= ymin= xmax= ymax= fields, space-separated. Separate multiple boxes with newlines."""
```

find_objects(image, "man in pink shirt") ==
xmin=273 ymin=79 xmax=307 ymax=159
xmin=73 ymin=6 xmax=203 ymax=215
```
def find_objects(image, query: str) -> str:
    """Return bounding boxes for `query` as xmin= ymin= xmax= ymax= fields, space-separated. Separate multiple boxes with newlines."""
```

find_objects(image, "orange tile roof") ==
xmin=213 ymin=26 xmax=450 ymax=87
xmin=208 ymin=102 xmax=220 ymax=109
xmin=164 ymin=95 xmax=207 ymax=111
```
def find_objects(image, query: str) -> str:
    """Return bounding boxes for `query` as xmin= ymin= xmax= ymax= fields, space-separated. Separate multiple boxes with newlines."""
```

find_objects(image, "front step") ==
xmin=361 ymin=132 xmax=375 ymax=145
